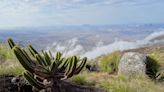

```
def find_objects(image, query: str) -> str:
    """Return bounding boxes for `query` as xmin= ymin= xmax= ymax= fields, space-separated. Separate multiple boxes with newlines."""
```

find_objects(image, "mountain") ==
xmin=0 ymin=23 xmax=164 ymax=59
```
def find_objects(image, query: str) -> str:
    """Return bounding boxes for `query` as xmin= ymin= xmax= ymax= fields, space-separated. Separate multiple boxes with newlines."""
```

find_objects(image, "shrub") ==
xmin=149 ymin=51 xmax=164 ymax=80
xmin=71 ymin=75 xmax=89 ymax=85
xmin=146 ymin=56 xmax=160 ymax=78
xmin=99 ymin=51 xmax=122 ymax=73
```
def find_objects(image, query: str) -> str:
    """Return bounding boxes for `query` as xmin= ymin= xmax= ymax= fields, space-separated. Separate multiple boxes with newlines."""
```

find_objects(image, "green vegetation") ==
xmin=149 ymin=50 xmax=164 ymax=80
xmin=70 ymin=74 xmax=95 ymax=86
xmin=0 ymin=38 xmax=164 ymax=92
xmin=99 ymin=51 xmax=122 ymax=73
xmin=146 ymin=56 xmax=160 ymax=78
xmin=0 ymin=43 xmax=15 ymax=60
xmin=0 ymin=43 xmax=24 ymax=76
xmin=8 ymin=38 xmax=87 ymax=91
xmin=71 ymin=49 xmax=164 ymax=92
xmin=99 ymin=75 xmax=164 ymax=92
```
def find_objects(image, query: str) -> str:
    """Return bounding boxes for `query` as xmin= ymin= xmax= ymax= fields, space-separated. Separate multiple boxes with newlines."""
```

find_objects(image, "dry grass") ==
xmin=98 ymin=51 xmax=122 ymax=73
xmin=71 ymin=47 xmax=164 ymax=92
xmin=73 ymin=72 xmax=164 ymax=92
xmin=0 ymin=43 xmax=24 ymax=76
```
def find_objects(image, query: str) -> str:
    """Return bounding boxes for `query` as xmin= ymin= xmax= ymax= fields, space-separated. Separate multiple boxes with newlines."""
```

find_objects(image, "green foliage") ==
xmin=0 ymin=43 xmax=23 ymax=76
xmin=71 ymin=75 xmax=88 ymax=85
xmin=8 ymin=38 xmax=87 ymax=90
xmin=0 ymin=43 xmax=15 ymax=60
xmin=156 ymin=69 xmax=164 ymax=81
xmin=71 ymin=74 xmax=95 ymax=86
xmin=146 ymin=56 xmax=160 ymax=78
xmin=100 ymin=80 xmax=134 ymax=92
xmin=24 ymin=71 xmax=45 ymax=90
xmin=149 ymin=51 xmax=164 ymax=80
xmin=99 ymin=75 xmax=164 ymax=92
xmin=99 ymin=51 xmax=121 ymax=73
xmin=0 ymin=64 xmax=24 ymax=76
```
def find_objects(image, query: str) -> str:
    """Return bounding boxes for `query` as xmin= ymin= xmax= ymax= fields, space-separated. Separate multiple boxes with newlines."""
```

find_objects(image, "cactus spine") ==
xmin=8 ymin=38 xmax=87 ymax=91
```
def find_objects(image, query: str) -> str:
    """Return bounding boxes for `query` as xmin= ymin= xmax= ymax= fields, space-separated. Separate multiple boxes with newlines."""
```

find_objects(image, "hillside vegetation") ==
xmin=0 ymin=43 xmax=24 ymax=76
xmin=0 ymin=43 xmax=164 ymax=92
xmin=71 ymin=46 xmax=164 ymax=92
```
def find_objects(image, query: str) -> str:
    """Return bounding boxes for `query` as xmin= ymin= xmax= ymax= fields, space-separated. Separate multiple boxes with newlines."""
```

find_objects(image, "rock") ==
xmin=118 ymin=52 xmax=147 ymax=76
xmin=86 ymin=64 xmax=100 ymax=72
xmin=0 ymin=75 xmax=32 ymax=92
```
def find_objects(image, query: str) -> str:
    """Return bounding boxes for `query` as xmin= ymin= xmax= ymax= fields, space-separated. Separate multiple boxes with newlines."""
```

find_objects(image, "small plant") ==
xmin=146 ymin=56 xmax=160 ymax=78
xmin=8 ymin=38 xmax=87 ymax=92
xmin=71 ymin=75 xmax=88 ymax=85
xmin=99 ymin=51 xmax=121 ymax=73
xmin=156 ymin=69 xmax=164 ymax=81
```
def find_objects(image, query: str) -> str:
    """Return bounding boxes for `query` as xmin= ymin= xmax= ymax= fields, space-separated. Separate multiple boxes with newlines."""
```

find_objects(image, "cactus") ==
xmin=8 ymin=38 xmax=87 ymax=91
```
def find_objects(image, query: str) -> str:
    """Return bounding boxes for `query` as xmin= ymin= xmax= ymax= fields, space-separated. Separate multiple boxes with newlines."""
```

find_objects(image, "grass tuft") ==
xmin=0 ymin=43 xmax=24 ymax=76
xmin=99 ymin=51 xmax=122 ymax=73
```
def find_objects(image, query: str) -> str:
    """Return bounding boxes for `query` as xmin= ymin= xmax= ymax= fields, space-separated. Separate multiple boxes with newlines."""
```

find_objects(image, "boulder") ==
xmin=118 ymin=52 xmax=147 ymax=76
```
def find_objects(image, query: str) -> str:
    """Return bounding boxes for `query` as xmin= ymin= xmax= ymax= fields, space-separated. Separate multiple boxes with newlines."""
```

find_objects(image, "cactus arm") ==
xmin=64 ymin=58 xmax=72 ymax=77
xmin=64 ymin=56 xmax=77 ymax=78
xmin=28 ymin=45 xmax=38 ymax=57
xmin=57 ymin=58 xmax=69 ymax=72
xmin=8 ymin=38 xmax=16 ymax=49
xmin=21 ymin=48 xmax=36 ymax=65
xmin=35 ymin=53 xmax=49 ymax=66
xmin=35 ymin=54 xmax=45 ymax=65
xmin=50 ymin=57 xmax=64 ymax=74
xmin=56 ymin=58 xmax=65 ymax=67
xmin=28 ymin=45 xmax=47 ymax=66
xmin=51 ymin=60 xmax=57 ymax=72
xmin=13 ymin=46 xmax=34 ymax=73
xmin=56 ymin=52 xmax=62 ymax=60
xmin=65 ymin=56 xmax=78 ymax=78
xmin=33 ymin=65 xmax=51 ymax=78
xmin=74 ymin=57 xmax=87 ymax=74
xmin=48 ymin=50 xmax=53 ymax=59
xmin=43 ymin=51 xmax=51 ymax=66
xmin=23 ymin=71 xmax=45 ymax=90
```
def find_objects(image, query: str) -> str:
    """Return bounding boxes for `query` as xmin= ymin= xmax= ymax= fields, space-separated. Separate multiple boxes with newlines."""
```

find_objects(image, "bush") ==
xmin=99 ymin=51 xmax=122 ymax=73
xmin=146 ymin=56 xmax=160 ymax=78
xmin=148 ymin=51 xmax=164 ymax=80
xmin=71 ymin=75 xmax=95 ymax=86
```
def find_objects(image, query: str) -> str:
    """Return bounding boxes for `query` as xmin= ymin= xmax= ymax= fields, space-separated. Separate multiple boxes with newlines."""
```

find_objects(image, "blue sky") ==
xmin=0 ymin=0 xmax=164 ymax=29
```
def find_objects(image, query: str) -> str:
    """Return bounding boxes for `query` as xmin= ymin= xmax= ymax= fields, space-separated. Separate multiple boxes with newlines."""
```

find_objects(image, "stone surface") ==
xmin=118 ymin=52 xmax=147 ymax=76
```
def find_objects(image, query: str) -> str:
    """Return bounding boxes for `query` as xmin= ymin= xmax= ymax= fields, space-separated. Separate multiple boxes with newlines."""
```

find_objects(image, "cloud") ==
xmin=0 ymin=0 xmax=162 ymax=14
xmin=82 ymin=30 xmax=164 ymax=59
xmin=0 ymin=0 xmax=163 ymax=28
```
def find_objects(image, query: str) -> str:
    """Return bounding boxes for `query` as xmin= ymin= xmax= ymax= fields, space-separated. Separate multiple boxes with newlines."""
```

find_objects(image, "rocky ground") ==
xmin=0 ymin=75 xmax=105 ymax=92
xmin=0 ymin=75 xmax=32 ymax=92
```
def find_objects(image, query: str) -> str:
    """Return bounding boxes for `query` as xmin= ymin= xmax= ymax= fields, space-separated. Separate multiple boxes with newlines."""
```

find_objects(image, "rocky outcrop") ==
xmin=118 ymin=52 xmax=147 ymax=76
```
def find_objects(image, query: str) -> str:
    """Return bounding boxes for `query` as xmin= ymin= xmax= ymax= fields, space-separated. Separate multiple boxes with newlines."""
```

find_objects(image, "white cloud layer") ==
xmin=0 ymin=0 xmax=162 ymax=14
xmin=0 ymin=0 xmax=163 ymax=28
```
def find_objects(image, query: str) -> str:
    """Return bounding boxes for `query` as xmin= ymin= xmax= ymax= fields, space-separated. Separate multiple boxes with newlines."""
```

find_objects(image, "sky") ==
xmin=0 ymin=0 xmax=164 ymax=29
